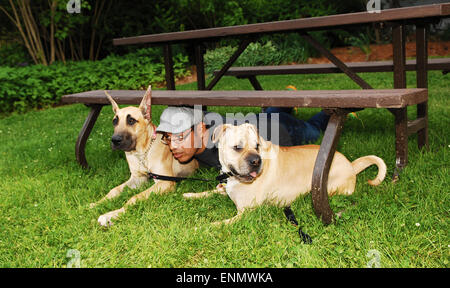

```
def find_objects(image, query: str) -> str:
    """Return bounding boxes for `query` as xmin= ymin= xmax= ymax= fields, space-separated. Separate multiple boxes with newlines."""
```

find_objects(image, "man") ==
xmin=156 ymin=106 xmax=330 ymax=169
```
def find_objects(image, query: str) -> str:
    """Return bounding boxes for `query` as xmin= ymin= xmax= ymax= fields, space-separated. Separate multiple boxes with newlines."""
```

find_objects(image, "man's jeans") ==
xmin=264 ymin=107 xmax=330 ymax=146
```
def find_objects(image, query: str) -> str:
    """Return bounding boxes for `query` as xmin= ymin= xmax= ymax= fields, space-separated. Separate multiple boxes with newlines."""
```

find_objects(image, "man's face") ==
xmin=162 ymin=125 xmax=200 ymax=163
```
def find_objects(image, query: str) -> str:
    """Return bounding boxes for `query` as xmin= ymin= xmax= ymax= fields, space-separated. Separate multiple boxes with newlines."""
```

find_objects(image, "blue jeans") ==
xmin=264 ymin=107 xmax=330 ymax=146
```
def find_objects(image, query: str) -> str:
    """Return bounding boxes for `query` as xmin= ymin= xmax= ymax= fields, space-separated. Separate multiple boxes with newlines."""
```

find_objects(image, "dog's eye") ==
xmin=233 ymin=145 xmax=242 ymax=152
xmin=112 ymin=117 xmax=118 ymax=126
xmin=127 ymin=116 xmax=137 ymax=126
xmin=255 ymin=143 xmax=260 ymax=151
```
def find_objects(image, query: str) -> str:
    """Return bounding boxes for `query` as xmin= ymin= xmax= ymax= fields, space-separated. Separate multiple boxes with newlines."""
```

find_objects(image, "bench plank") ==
xmin=216 ymin=58 xmax=450 ymax=77
xmin=62 ymin=89 xmax=427 ymax=109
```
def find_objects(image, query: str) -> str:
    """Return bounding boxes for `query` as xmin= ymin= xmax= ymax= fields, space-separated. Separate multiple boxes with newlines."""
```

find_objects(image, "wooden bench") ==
xmin=213 ymin=58 xmax=450 ymax=90
xmin=61 ymin=88 xmax=428 ymax=224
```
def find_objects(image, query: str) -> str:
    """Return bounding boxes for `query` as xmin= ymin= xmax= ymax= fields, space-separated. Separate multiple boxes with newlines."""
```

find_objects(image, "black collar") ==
xmin=147 ymin=171 xmax=233 ymax=183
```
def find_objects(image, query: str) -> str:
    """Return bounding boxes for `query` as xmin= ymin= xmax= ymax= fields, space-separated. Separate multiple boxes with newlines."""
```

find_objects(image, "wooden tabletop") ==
xmin=62 ymin=89 xmax=427 ymax=109
xmin=114 ymin=4 xmax=450 ymax=46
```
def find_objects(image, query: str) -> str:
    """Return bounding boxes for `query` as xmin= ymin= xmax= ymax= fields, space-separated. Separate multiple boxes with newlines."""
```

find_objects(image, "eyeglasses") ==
xmin=161 ymin=127 xmax=193 ymax=145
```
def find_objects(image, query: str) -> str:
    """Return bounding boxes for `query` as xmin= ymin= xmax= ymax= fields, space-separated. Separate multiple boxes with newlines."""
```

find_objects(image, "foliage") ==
xmin=204 ymin=40 xmax=312 ymax=75
xmin=0 ymin=0 xmax=109 ymax=64
xmin=0 ymin=48 xmax=190 ymax=114
xmin=0 ymin=0 xmax=371 ymax=64
xmin=204 ymin=42 xmax=276 ymax=74
xmin=0 ymin=42 xmax=31 ymax=67
xmin=348 ymin=33 xmax=373 ymax=60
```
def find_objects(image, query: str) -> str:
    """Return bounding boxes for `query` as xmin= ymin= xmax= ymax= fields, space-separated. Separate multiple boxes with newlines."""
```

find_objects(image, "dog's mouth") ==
xmin=229 ymin=165 xmax=260 ymax=183
xmin=116 ymin=146 xmax=135 ymax=152
xmin=110 ymin=132 xmax=137 ymax=152
xmin=112 ymin=144 xmax=135 ymax=152
xmin=240 ymin=171 xmax=258 ymax=182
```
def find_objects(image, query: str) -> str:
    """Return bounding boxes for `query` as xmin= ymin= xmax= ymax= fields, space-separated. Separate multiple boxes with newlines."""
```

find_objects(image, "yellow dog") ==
xmin=185 ymin=123 xmax=386 ymax=225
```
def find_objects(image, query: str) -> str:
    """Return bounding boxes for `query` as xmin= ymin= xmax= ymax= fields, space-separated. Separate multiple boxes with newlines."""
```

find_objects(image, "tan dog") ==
xmin=184 ymin=123 xmax=386 ymax=224
xmin=90 ymin=85 xmax=198 ymax=226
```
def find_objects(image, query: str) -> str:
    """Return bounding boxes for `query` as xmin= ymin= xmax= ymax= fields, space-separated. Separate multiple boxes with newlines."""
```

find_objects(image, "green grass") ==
xmin=0 ymin=71 xmax=448 ymax=267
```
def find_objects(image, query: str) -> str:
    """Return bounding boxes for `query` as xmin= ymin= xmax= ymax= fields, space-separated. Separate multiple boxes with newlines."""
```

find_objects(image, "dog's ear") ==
xmin=104 ymin=91 xmax=119 ymax=114
xmin=258 ymin=135 xmax=270 ymax=150
xmin=242 ymin=123 xmax=270 ymax=150
xmin=243 ymin=123 xmax=258 ymax=138
xmin=243 ymin=123 xmax=268 ymax=149
xmin=212 ymin=124 xmax=232 ymax=143
xmin=139 ymin=85 xmax=152 ymax=121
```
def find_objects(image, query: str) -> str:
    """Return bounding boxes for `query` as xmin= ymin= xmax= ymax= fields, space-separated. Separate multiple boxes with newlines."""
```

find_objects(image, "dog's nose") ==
xmin=247 ymin=154 xmax=261 ymax=167
xmin=111 ymin=135 xmax=122 ymax=145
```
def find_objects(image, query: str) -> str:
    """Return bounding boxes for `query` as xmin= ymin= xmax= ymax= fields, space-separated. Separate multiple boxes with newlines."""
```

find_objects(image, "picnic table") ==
xmin=63 ymin=3 xmax=449 ymax=224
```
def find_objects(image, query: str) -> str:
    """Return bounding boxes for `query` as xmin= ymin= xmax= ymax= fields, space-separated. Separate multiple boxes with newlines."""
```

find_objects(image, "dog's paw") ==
xmin=211 ymin=218 xmax=232 ymax=226
xmin=183 ymin=191 xmax=216 ymax=199
xmin=183 ymin=192 xmax=198 ymax=199
xmin=212 ymin=214 xmax=242 ymax=226
xmin=98 ymin=214 xmax=113 ymax=227
xmin=211 ymin=220 xmax=223 ymax=226
xmin=97 ymin=208 xmax=124 ymax=227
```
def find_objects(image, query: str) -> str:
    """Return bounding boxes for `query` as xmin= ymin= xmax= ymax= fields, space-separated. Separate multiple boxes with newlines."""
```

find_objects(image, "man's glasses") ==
xmin=161 ymin=127 xmax=193 ymax=145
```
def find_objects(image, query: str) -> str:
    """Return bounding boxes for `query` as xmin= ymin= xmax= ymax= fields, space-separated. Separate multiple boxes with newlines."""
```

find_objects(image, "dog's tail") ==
xmin=351 ymin=155 xmax=386 ymax=186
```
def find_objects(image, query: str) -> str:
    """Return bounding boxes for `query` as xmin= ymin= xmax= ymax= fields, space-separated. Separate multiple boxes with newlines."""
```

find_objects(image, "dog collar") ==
xmin=138 ymin=128 xmax=157 ymax=171
xmin=147 ymin=171 xmax=232 ymax=183
xmin=150 ymin=123 xmax=157 ymax=140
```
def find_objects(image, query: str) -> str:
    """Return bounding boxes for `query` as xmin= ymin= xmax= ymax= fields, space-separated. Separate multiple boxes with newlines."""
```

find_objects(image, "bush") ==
xmin=204 ymin=40 xmax=308 ymax=75
xmin=0 ymin=43 xmax=31 ymax=67
xmin=0 ymin=47 xmax=190 ymax=114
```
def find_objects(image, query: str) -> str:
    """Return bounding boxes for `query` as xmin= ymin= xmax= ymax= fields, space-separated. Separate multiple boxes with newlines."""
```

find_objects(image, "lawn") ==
xmin=0 ymin=71 xmax=448 ymax=268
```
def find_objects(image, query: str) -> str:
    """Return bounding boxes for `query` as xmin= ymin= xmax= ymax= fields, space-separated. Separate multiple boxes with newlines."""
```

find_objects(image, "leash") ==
xmin=148 ymin=171 xmax=312 ymax=244
xmin=283 ymin=207 xmax=312 ymax=244
xmin=147 ymin=171 xmax=232 ymax=183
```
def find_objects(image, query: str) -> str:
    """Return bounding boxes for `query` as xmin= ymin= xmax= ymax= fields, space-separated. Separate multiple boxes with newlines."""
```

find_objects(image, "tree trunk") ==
xmin=49 ymin=0 xmax=57 ymax=64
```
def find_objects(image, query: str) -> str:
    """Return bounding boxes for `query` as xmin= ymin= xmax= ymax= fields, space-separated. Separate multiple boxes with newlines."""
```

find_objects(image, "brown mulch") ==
xmin=307 ymin=41 xmax=450 ymax=64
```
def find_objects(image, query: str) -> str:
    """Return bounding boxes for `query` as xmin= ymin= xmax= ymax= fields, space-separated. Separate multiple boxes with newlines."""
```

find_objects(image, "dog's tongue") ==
xmin=249 ymin=171 xmax=257 ymax=178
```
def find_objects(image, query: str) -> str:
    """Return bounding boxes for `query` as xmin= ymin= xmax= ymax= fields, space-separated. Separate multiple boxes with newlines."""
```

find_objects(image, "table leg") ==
xmin=392 ymin=24 xmax=407 ymax=179
xmin=206 ymin=38 xmax=251 ymax=91
xmin=311 ymin=109 xmax=347 ymax=225
xmin=393 ymin=107 xmax=408 ymax=170
xmin=247 ymin=75 xmax=263 ymax=90
xmin=194 ymin=43 xmax=207 ymax=111
xmin=300 ymin=32 xmax=372 ymax=90
xmin=75 ymin=104 xmax=103 ymax=169
xmin=416 ymin=23 xmax=429 ymax=150
xmin=393 ymin=24 xmax=406 ymax=89
xmin=194 ymin=43 xmax=206 ymax=91
xmin=163 ymin=44 xmax=176 ymax=90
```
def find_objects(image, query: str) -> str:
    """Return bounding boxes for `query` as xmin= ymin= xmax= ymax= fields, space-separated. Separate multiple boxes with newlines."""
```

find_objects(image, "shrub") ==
xmin=204 ymin=41 xmax=308 ymax=75
xmin=0 ymin=47 xmax=190 ymax=114
xmin=0 ymin=43 xmax=31 ymax=67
